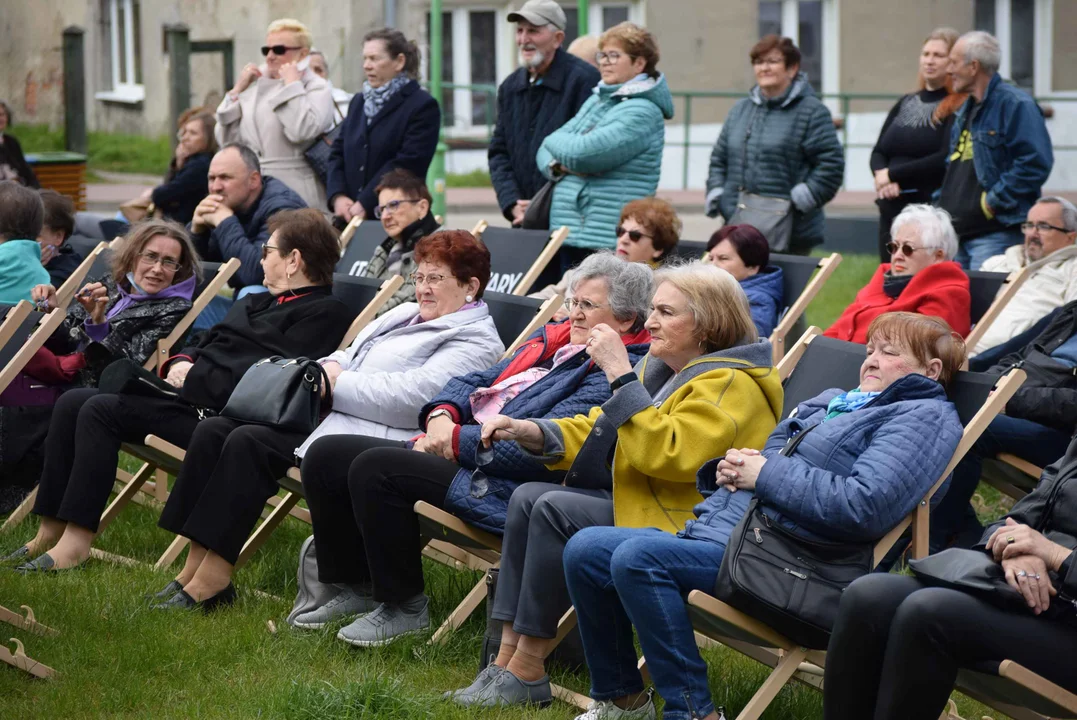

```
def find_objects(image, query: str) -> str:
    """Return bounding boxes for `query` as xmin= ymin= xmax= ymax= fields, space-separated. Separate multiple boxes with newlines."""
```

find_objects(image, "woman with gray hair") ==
xmin=446 ymin=261 xmax=783 ymax=708
xmin=288 ymin=251 xmax=654 ymax=644
xmin=826 ymin=203 xmax=971 ymax=343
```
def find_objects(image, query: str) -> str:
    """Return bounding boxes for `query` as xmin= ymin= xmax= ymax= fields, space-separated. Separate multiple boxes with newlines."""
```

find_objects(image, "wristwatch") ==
xmin=610 ymin=371 xmax=638 ymax=391
xmin=427 ymin=408 xmax=453 ymax=424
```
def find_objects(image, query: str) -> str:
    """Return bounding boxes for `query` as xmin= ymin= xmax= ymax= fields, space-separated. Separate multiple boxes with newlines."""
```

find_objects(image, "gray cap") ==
xmin=507 ymin=0 xmax=567 ymax=31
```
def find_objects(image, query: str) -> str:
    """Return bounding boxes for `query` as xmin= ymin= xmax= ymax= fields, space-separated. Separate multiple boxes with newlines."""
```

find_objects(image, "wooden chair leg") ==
xmin=155 ymin=536 xmax=190 ymax=570
xmin=99 ymin=462 xmax=156 ymax=532
xmin=154 ymin=469 xmax=168 ymax=501
xmin=429 ymin=574 xmax=490 ymax=645
xmin=234 ymin=492 xmax=299 ymax=569
xmin=734 ymin=647 xmax=808 ymax=720
xmin=0 ymin=487 xmax=38 ymax=533
xmin=550 ymin=683 xmax=592 ymax=709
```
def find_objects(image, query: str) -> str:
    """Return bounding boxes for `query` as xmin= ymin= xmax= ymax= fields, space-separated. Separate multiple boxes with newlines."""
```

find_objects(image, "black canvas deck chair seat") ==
xmin=472 ymin=221 xmax=568 ymax=296
xmin=336 ymin=220 xmax=394 ymax=277
xmin=964 ymin=267 xmax=1032 ymax=362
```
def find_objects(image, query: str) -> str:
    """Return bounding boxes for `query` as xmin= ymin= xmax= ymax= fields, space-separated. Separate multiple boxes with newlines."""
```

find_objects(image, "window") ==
xmin=469 ymin=11 xmax=497 ymax=125
xmin=426 ymin=12 xmax=454 ymax=126
xmin=97 ymin=0 xmax=144 ymax=103
xmin=562 ymin=9 xmax=580 ymax=46
xmin=427 ymin=8 xmax=507 ymax=130
xmin=602 ymin=6 xmax=630 ymax=28
xmin=755 ymin=0 xmax=827 ymax=91
xmin=974 ymin=0 xmax=1050 ymax=92
xmin=758 ymin=1 xmax=782 ymax=37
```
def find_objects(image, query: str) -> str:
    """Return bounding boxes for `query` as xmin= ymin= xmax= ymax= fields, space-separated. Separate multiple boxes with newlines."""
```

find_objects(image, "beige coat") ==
xmin=215 ymin=65 xmax=333 ymax=210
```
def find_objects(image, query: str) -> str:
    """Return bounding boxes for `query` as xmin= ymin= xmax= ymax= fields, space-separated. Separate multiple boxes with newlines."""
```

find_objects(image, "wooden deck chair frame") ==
xmin=767 ymin=253 xmax=842 ymax=363
xmin=0 ymin=305 xmax=69 ymax=396
xmin=0 ymin=301 xmax=34 ymax=356
xmin=338 ymin=216 xmax=362 ymax=252
xmin=981 ymin=452 xmax=1043 ymax=502
xmin=146 ymin=275 xmax=407 ymax=570
xmin=54 ymin=241 xmax=109 ymax=310
xmin=963 ymin=265 xmax=1033 ymax=368
xmin=470 ymin=220 xmax=570 ymax=297
xmin=0 ymin=637 xmax=57 ymax=679
xmin=640 ymin=329 xmax=1027 ymax=720
xmin=955 ymin=659 xmax=1077 ymax=720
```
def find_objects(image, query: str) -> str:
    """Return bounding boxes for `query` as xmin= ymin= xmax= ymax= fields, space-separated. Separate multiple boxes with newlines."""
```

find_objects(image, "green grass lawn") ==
xmin=13 ymin=124 xmax=173 ymax=176
xmin=0 ymin=255 xmax=1012 ymax=719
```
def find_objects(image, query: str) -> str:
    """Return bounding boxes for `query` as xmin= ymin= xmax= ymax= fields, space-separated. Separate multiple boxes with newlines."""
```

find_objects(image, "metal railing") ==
xmin=434 ymin=83 xmax=1077 ymax=190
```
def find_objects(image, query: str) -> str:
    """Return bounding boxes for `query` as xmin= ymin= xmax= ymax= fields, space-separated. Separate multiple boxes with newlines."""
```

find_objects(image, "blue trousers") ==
xmin=191 ymin=285 xmax=268 ymax=331
xmin=953 ymin=227 xmax=1023 ymax=271
xmin=564 ymin=526 xmax=732 ymax=720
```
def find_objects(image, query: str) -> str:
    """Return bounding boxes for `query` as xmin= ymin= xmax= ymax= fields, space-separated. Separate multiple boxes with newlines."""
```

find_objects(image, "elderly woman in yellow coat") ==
xmin=444 ymin=262 xmax=783 ymax=708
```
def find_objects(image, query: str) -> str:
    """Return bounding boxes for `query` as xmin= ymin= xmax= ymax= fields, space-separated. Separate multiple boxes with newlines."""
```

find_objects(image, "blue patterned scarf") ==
xmin=824 ymin=388 xmax=881 ymax=421
xmin=363 ymin=74 xmax=410 ymax=120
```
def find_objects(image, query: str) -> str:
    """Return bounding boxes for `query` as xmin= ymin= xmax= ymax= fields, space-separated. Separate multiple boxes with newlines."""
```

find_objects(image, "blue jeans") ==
xmin=969 ymin=307 xmax=1060 ymax=371
xmin=953 ymin=227 xmax=1024 ymax=271
xmin=191 ymin=285 xmax=268 ymax=331
xmin=930 ymin=414 xmax=1071 ymax=552
xmin=563 ymin=526 xmax=730 ymax=720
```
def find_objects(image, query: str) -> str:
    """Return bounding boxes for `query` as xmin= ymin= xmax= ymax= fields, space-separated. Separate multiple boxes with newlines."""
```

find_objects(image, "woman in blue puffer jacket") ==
xmin=537 ymin=23 xmax=674 ymax=272
xmin=705 ymin=223 xmax=785 ymax=337
xmin=562 ymin=312 xmax=966 ymax=720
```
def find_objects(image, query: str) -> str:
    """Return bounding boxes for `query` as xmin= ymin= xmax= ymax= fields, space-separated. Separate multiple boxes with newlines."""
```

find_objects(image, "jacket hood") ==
xmin=637 ymin=337 xmax=778 ymax=408
xmin=741 ymin=265 xmax=785 ymax=304
xmin=0 ymin=238 xmax=43 ymax=263
xmin=750 ymin=71 xmax=814 ymax=108
xmin=596 ymin=73 xmax=675 ymax=119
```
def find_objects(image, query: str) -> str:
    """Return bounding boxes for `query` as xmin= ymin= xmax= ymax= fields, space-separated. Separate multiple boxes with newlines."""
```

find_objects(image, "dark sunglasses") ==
xmin=886 ymin=241 xmax=929 ymax=257
xmin=615 ymin=225 xmax=653 ymax=243
xmin=261 ymin=244 xmax=281 ymax=260
xmin=261 ymin=45 xmax=303 ymax=57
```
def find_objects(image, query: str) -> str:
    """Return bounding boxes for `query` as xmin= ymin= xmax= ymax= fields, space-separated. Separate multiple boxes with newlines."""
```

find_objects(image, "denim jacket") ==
xmin=945 ymin=74 xmax=1053 ymax=227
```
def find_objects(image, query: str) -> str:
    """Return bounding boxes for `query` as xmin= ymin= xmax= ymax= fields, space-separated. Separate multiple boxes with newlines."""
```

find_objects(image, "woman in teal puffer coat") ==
xmin=537 ymin=22 xmax=674 ymax=272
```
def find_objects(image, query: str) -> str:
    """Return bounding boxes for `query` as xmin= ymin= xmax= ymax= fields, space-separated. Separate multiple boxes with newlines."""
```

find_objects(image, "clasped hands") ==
xmin=191 ymin=194 xmax=234 ymax=233
xmin=716 ymin=448 xmax=767 ymax=492
xmin=984 ymin=517 xmax=1074 ymax=615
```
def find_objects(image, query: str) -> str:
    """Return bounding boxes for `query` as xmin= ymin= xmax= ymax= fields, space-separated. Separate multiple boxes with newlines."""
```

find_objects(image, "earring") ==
xmin=465 ymin=295 xmax=474 ymax=303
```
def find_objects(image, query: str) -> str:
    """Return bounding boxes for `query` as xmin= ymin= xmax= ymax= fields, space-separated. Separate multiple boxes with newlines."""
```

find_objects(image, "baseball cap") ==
xmin=507 ymin=0 xmax=567 ymax=32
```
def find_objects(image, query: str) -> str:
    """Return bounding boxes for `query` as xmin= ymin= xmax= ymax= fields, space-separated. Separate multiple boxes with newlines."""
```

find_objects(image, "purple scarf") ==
xmin=84 ymin=274 xmax=197 ymax=341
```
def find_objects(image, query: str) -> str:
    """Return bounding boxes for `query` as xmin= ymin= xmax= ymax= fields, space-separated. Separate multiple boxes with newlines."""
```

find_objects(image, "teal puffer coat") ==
xmin=705 ymin=73 xmax=844 ymax=251
xmin=537 ymin=73 xmax=675 ymax=250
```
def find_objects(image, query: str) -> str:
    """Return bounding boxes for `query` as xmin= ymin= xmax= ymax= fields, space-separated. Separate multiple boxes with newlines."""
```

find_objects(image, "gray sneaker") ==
xmin=292 ymin=587 xmax=378 ymax=630
xmin=574 ymin=696 xmax=657 ymax=720
xmin=454 ymin=667 xmax=552 ymax=708
xmin=443 ymin=662 xmax=500 ymax=701
xmin=336 ymin=600 xmax=429 ymax=647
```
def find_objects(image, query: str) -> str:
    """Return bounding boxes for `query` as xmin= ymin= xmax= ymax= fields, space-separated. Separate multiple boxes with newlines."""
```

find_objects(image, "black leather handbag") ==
xmin=304 ymin=103 xmax=345 ymax=184
xmin=220 ymin=357 xmax=331 ymax=434
xmin=520 ymin=173 xmax=563 ymax=230
xmin=714 ymin=426 xmax=874 ymax=649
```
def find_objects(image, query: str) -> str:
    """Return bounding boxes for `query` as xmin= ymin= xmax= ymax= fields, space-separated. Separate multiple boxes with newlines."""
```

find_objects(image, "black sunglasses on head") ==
xmin=615 ymin=225 xmax=653 ymax=243
xmin=261 ymin=45 xmax=303 ymax=57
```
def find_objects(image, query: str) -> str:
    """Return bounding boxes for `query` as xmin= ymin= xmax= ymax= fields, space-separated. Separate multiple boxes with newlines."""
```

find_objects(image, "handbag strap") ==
xmin=304 ymin=359 xmax=333 ymax=409
xmin=779 ymin=423 xmax=817 ymax=457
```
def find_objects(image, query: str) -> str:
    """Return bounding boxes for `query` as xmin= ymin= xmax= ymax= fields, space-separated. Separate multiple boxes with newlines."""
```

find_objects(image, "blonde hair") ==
xmin=654 ymin=261 xmax=758 ymax=353
xmin=599 ymin=22 xmax=660 ymax=78
xmin=267 ymin=18 xmax=313 ymax=50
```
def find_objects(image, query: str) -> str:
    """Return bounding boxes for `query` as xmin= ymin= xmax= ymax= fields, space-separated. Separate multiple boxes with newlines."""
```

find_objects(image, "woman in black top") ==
xmin=6 ymin=209 xmax=356 ymax=577
xmin=0 ymin=101 xmax=39 ymax=188
xmin=151 ymin=110 xmax=217 ymax=225
xmin=870 ymin=28 xmax=965 ymax=262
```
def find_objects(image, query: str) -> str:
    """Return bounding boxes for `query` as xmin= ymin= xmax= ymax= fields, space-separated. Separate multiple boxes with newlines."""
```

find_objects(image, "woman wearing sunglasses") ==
xmin=825 ymin=204 xmax=970 ymax=343
xmin=215 ymin=18 xmax=333 ymax=210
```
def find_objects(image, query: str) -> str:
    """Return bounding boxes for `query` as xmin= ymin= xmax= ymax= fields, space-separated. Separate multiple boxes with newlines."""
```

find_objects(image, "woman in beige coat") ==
xmin=215 ymin=18 xmax=333 ymax=210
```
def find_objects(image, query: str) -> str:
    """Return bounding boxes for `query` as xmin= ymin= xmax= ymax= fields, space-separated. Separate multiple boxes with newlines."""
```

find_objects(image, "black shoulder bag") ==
xmin=714 ymin=425 xmax=874 ymax=649
xmin=304 ymin=103 xmax=346 ymax=184
xmin=220 ymin=357 xmax=332 ymax=434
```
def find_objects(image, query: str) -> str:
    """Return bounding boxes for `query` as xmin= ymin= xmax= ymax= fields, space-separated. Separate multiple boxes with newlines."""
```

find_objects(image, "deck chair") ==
xmin=673 ymin=328 xmax=1026 ymax=720
xmin=980 ymin=453 xmax=1044 ymax=502
xmin=336 ymin=220 xmax=392 ymax=277
xmin=956 ymin=659 xmax=1077 ymax=720
xmin=148 ymin=274 xmax=406 ymax=570
xmin=472 ymin=221 xmax=569 ymax=296
xmin=54 ymin=241 xmax=109 ymax=310
xmin=964 ymin=267 xmax=1033 ymax=359
xmin=767 ymin=253 xmax=842 ymax=362
xmin=0 ymin=303 xmax=69 ymax=397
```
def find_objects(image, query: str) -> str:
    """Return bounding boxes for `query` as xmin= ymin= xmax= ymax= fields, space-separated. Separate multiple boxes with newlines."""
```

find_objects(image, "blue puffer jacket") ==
xmin=684 ymin=373 xmax=962 ymax=547
xmin=424 ymin=324 xmax=650 ymax=534
xmin=742 ymin=265 xmax=784 ymax=337
xmin=538 ymin=73 xmax=675 ymax=251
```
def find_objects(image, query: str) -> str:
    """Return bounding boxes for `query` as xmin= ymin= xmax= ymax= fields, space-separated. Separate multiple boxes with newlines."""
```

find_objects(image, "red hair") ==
xmin=414 ymin=230 xmax=492 ymax=298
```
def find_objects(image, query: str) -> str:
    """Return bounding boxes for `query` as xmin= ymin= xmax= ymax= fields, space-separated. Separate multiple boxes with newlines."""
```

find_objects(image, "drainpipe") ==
xmin=577 ymin=0 xmax=589 ymax=35
xmin=384 ymin=0 xmax=397 ymax=28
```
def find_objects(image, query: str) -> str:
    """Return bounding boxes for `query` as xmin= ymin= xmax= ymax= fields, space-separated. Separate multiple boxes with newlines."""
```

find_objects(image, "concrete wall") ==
xmin=1054 ymin=0 xmax=1077 ymax=92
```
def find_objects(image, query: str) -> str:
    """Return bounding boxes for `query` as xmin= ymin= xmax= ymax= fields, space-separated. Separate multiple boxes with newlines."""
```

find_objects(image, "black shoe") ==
xmin=1 ymin=546 xmax=31 ymax=566
xmin=144 ymin=579 xmax=185 ymax=602
xmin=14 ymin=552 xmax=56 ymax=573
xmin=152 ymin=583 xmax=237 ymax=613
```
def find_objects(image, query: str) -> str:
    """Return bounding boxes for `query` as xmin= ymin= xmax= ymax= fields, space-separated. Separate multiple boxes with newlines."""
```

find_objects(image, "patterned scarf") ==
xmin=363 ymin=74 xmax=410 ymax=120
xmin=824 ymin=388 xmax=881 ymax=421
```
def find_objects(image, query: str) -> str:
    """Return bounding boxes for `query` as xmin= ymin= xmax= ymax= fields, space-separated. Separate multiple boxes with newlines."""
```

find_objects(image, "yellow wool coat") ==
xmin=536 ymin=341 xmax=783 ymax=533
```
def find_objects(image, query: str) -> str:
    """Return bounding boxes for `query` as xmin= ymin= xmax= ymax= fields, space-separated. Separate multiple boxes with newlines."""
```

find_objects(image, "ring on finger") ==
xmin=1017 ymin=570 xmax=1028 ymax=577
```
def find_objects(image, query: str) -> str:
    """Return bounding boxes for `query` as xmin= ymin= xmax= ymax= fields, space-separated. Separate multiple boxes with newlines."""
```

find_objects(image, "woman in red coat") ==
xmin=826 ymin=204 xmax=970 ymax=343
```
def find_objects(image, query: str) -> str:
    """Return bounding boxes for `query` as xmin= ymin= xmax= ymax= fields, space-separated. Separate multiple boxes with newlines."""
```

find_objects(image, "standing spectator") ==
xmin=327 ymin=29 xmax=438 ymax=223
xmin=36 ymin=189 xmax=82 ymax=287
xmin=705 ymin=35 xmax=844 ymax=255
xmin=308 ymin=50 xmax=353 ymax=122
xmin=0 ymin=181 xmax=49 ymax=303
xmin=937 ymin=31 xmax=1054 ymax=270
xmin=489 ymin=0 xmax=599 ymax=226
xmin=971 ymin=197 xmax=1077 ymax=362
xmin=0 ymin=101 xmax=39 ymax=188
xmin=538 ymin=22 xmax=674 ymax=270
xmin=216 ymin=18 xmax=333 ymax=210
xmin=870 ymin=28 xmax=965 ymax=262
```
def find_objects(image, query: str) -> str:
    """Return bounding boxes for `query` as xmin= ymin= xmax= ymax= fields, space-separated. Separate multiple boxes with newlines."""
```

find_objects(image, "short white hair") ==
xmin=960 ymin=31 xmax=1001 ymax=75
xmin=1037 ymin=196 xmax=1077 ymax=233
xmin=891 ymin=204 xmax=959 ymax=260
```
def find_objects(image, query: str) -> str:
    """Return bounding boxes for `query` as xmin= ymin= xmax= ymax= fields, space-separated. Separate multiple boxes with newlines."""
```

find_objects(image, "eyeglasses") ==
xmin=137 ymin=251 xmax=181 ymax=272
xmin=563 ymin=297 xmax=608 ymax=314
xmin=595 ymin=51 xmax=633 ymax=65
xmin=886 ymin=242 xmax=930 ymax=257
xmin=261 ymin=244 xmax=281 ymax=260
xmin=261 ymin=45 xmax=303 ymax=57
xmin=410 ymin=272 xmax=449 ymax=288
xmin=615 ymin=225 xmax=653 ymax=243
xmin=1021 ymin=221 xmax=1070 ymax=234
xmin=751 ymin=57 xmax=786 ymax=67
xmin=374 ymin=199 xmax=420 ymax=219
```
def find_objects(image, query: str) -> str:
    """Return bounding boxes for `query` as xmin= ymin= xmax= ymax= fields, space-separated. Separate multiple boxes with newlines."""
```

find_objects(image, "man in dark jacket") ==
xmin=189 ymin=143 xmax=306 ymax=329
xmin=489 ymin=0 xmax=599 ymax=225
xmin=932 ymin=299 xmax=1077 ymax=551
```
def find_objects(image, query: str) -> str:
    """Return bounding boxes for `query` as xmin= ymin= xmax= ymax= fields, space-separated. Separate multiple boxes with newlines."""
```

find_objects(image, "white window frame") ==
xmin=440 ymin=7 xmax=507 ymax=133
xmin=95 ymin=0 xmax=144 ymax=103
xmin=768 ymin=0 xmax=839 ymax=109
xmin=991 ymin=0 xmax=1053 ymax=96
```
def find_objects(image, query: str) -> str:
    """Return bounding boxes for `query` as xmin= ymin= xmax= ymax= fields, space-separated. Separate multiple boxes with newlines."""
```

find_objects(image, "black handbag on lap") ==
xmin=220 ymin=357 xmax=331 ymax=434
xmin=714 ymin=426 xmax=874 ymax=649
xmin=99 ymin=358 xmax=183 ymax=402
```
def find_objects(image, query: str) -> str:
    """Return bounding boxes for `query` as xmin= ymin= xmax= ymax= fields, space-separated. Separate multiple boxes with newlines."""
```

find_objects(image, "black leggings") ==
xmin=823 ymin=573 xmax=1077 ymax=720
xmin=299 ymin=434 xmax=460 ymax=603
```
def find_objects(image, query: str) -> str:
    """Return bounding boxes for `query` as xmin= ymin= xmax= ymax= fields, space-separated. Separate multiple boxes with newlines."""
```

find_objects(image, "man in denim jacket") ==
xmin=937 ymin=31 xmax=1053 ymax=270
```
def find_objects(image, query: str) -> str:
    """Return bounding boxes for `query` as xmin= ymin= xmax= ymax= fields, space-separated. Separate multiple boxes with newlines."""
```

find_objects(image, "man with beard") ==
xmin=489 ymin=0 xmax=599 ymax=226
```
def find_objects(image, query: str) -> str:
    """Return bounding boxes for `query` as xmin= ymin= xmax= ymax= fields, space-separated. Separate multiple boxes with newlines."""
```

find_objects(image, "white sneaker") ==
xmin=574 ymin=696 xmax=657 ymax=720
